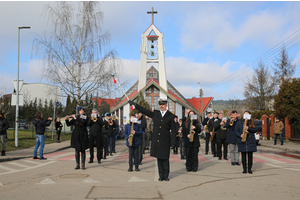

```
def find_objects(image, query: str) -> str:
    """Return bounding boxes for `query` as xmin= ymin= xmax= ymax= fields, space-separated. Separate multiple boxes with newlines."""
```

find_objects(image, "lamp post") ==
xmin=15 ymin=26 xmax=30 ymax=147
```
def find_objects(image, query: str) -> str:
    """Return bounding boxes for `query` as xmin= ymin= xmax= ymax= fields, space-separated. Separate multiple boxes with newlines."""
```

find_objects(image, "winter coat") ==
xmin=124 ymin=123 xmax=143 ymax=147
xmin=87 ymin=117 xmax=107 ymax=136
xmin=106 ymin=120 xmax=117 ymax=137
xmin=273 ymin=121 xmax=284 ymax=134
xmin=32 ymin=117 xmax=52 ymax=135
xmin=216 ymin=119 xmax=228 ymax=140
xmin=55 ymin=122 xmax=63 ymax=131
xmin=138 ymin=115 xmax=147 ymax=132
xmin=225 ymin=118 xmax=240 ymax=144
xmin=0 ymin=118 xmax=9 ymax=135
xmin=133 ymin=103 xmax=176 ymax=159
xmin=235 ymin=120 xmax=257 ymax=152
xmin=66 ymin=116 xmax=89 ymax=151
xmin=182 ymin=120 xmax=201 ymax=148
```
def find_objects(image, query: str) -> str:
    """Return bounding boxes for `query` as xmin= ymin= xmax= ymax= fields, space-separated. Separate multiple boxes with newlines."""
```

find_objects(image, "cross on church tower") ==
xmin=147 ymin=7 xmax=158 ymax=24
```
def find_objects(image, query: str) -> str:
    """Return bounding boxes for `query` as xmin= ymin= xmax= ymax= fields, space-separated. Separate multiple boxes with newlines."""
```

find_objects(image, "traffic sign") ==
xmin=12 ymin=80 xmax=24 ymax=92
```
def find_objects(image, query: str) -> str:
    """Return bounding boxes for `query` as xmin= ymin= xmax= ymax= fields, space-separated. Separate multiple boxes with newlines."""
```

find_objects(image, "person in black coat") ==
xmin=236 ymin=110 xmax=257 ymax=174
xmin=66 ymin=106 xmax=89 ymax=170
xmin=182 ymin=110 xmax=201 ymax=172
xmin=173 ymin=116 xmax=180 ymax=155
xmin=225 ymin=110 xmax=240 ymax=166
xmin=207 ymin=111 xmax=219 ymax=157
xmin=216 ymin=113 xmax=228 ymax=160
xmin=32 ymin=111 xmax=52 ymax=160
xmin=105 ymin=112 xmax=117 ymax=156
xmin=0 ymin=111 xmax=9 ymax=156
xmin=129 ymin=98 xmax=176 ymax=181
xmin=136 ymin=111 xmax=147 ymax=164
xmin=87 ymin=109 xmax=107 ymax=164
xmin=202 ymin=111 xmax=212 ymax=155
xmin=55 ymin=118 xmax=63 ymax=143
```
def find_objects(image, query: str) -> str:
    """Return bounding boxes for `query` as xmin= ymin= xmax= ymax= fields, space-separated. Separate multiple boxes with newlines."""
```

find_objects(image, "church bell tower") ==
xmin=138 ymin=7 xmax=168 ymax=100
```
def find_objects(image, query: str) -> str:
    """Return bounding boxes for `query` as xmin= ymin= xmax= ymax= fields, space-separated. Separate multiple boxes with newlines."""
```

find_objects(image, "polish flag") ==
xmin=114 ymin=78 xmax=117 ymax=83
xmin=131 ymin=105 xmax=135 ymax=110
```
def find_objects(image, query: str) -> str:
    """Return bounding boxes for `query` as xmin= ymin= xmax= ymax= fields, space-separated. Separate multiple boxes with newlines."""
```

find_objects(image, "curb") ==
xmin=260 ymin=144 xmax=300 ymax=154
xmin=0 ymin=145 xmax=71 ymax=163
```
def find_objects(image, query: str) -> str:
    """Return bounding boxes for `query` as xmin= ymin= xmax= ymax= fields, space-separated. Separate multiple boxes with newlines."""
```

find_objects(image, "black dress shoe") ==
xmin=33 ymin=156 xmax=39 ymax=159
xmin=213 ymin=155 xmax=217 ymax=157
xmin=98 ymin=160 xmax=101 ymax=164
xmin=75 ymin=164 xmax=80 ymax=170
xmin=158 ymin=178 xmax=163 ymax=181
xmin=192 ymin=169 xmax=198 ymax=172
xmin=39 ymin=157 xmax=47 ymax=160
xmin=224 ymin=158 xmax=228 ymax=160
xmin=218 ymin=157 xmax=221 ymax=160
xmin=243 ymin=170 xmax=247 ymax=174
xmin=164 ymin=178 xmax=170 ymax=181
xmin=248 ymin=170 xmax=253 ymax=174
xmin=135 ymin=167 xmax=140 ymax=171
xmin=88 ymin=160 xmax=93 ymax=163
xmin=231 ymin=162 xmax=235 ymax=166
xmin=187 ymin=169 xmax=192 ymax=172
xmin=205 ymin=153 xmax=208 ymax=155
xmin=128 ymin=166 xmax=133 ymax=172
xmin=139 ymin=162 xmax=143 ymax=165
xmin=235 ymin=162 xmax=240 ymax=166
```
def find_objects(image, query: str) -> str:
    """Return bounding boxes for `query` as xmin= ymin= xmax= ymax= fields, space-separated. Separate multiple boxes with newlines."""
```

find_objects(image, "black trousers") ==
xmin=186 ymin=147 xmax=199 ymax=171
xmin=205 ymin=133 xmax=211 ymax=153
xmin=75 ymin=150 xmax=86 ymax=165
xmin=89 ymin=134 xmax=103 ymax=161
xmin=138 ymin=134 xmax=144 ymax=163
xmin=217 ymin=138 xmax=228 ymax=159
xmin=157 ymin=158 xmax=169 ymax=180
xmin=102 ymin=135 xmax=108 ymax=158
xmin=129 ymin=146 xmax=139 ymax=167
xmin=211 ymin=136 xmax=217 ymax=156
xmin=56 ymin=130 xmax=61 ymax=141
xmin=179 ymin=139 xmax=186 ymax=159
xmin=241 ymin=152 xmax=253 ymax=172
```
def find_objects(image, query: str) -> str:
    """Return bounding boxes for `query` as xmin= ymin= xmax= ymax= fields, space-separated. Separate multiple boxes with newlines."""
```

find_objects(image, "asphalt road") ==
xmin=0 ymin=139 xmax=299 ymax=200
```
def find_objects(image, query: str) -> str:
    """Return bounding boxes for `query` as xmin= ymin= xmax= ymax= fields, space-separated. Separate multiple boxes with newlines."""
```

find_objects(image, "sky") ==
xmin=1 ymin=1 xmax=300 ymax=102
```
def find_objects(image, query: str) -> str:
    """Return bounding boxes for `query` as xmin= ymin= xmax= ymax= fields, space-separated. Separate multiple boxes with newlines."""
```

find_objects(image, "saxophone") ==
xmin=204 ymin=119 xmax=210 ymax=133
xmin=129 ymin=122 xmax=134 ymax=146
xmin=241 ymin=119 xmax=249 ymax=143
xmin=178 ymin=127 xmax=182 ymax=137
xmin=189 ymin=119 xmax=195 ymax=142
xmin=210 ymin=127 xmax=216 ymax=142
xmin=220 ymin=119 xmax=227 ymax=130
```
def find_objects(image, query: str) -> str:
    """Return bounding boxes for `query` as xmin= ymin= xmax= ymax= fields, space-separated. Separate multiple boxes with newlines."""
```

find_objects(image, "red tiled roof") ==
xmin=94 ymin=98 xmax=120 ymax=108
xmin=186 ymin=97 xmax=213 ymax=114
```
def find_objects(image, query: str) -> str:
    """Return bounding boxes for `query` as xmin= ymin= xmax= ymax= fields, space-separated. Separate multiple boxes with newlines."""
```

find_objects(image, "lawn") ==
xmin=5 ymin=129 xmax=72 ymax=151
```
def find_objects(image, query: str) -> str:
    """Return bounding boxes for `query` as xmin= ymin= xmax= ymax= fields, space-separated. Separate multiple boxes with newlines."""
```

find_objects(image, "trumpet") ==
xmin=108 ymin=120 xmax=113 ymax=126
xmin=229 ymin=118 xmax=236 ymax=126
xmin=92 ymin=116 xmax=97 ymax=122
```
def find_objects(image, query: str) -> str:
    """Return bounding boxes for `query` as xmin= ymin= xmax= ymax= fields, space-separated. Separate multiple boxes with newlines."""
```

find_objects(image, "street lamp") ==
xmin=15 ymin=26 xmax=30 ymax=147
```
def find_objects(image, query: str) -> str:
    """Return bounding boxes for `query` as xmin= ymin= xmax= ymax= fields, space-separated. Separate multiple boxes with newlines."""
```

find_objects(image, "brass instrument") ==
xmin=204 ymin=119 xmax=211 ymax=133
xmin=210 ymin=127 xmax=216 ymax=141
xmin=229 ymin=118 xmax=236 ymax=126
xmin=241 ymin=119 xmax=249 ymax=143
xmin=220 ymin=119 xmax=227 ymax=130
xmin=189 ymin=119 xmax=195 ymax=142
xmin=178 ymin=127 xmax=182 ymax=137
xmin=108 ymin=120 xmax=113 ymax=126
xmin=129 ymin=122 xmax=134 ymax=146
xmin=91 ymin=114 xmax=98 ymax=122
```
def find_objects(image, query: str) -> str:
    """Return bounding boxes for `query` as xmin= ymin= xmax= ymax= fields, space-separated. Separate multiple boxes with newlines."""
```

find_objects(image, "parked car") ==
xmin=254 ymin=120 xmax=263 ymax=145
xmin=19 ymin=119 xmax=28 ymax=129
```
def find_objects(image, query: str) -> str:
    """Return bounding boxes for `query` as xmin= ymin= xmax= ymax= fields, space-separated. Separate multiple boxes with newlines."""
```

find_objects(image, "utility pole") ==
xmin=200 ymin=88 xmax=204 ymax=121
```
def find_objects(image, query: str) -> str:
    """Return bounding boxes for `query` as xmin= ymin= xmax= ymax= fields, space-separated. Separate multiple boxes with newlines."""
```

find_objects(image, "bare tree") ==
xmin=0 ymin=87 xmax=12 ymax=117
xmin=226 ymin=95 xmax=241 ymax=110
xmin=32 ymin=1 xmax=121 ymax=106
xmin=273 ymin=45 xmax=296 ymax=85
xmin=244 ymin=61 xmax=276 ymax=111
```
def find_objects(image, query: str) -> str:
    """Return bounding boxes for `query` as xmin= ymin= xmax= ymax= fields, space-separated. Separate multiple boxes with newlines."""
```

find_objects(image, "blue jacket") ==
xmin=124 ymin=123 xmax=143 ymax=147
xmin=32 ymin=117 xmax=52 ymax=134
xmin=235 ymin=120 xmax=257 ymax=152
xmin=225 ymin=118 xmax=240 ymax=144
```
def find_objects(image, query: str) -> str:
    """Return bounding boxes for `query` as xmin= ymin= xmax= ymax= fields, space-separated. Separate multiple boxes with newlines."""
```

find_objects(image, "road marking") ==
xmin=265 ymin=163 xmax=300 ymax=172
xmin=47 ymin=152 xmax=74 ymax=160
xmin=0 ymin=164 xmax=15 ymax=172
xmin=7 ymin=162 xmax=30 ymax=168
xmin=0 ymin=161 xmax=57 ymax=176
xmin=83 ymin=177 xmax=99 ymax=183
xmin=35 ymin=178 xmax=55 ymax=184
xmin=128 ymin=176 xmax=149 ymax=182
